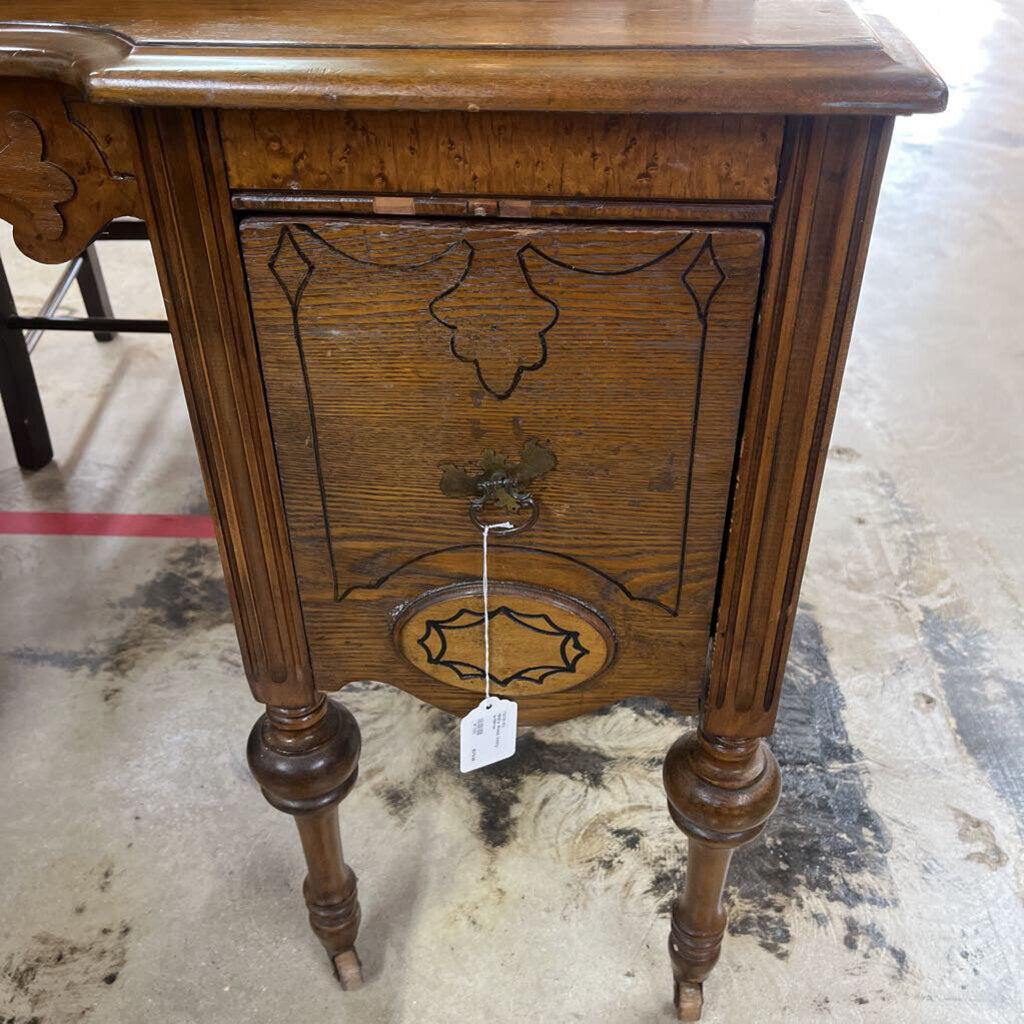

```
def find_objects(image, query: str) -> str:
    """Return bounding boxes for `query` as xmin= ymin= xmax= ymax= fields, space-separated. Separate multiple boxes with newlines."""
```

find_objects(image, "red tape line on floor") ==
xmin=0 ymin=511 xmax=216 ymax=539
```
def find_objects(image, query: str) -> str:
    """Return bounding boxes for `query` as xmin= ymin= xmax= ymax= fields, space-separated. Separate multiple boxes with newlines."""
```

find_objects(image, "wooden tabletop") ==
xmin=0 ymin=1 xmax=945 ymax=114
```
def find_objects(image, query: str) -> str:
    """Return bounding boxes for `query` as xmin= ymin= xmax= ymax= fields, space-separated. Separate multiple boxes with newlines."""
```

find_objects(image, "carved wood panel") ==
xmin=395 ymin=582 xmax=614 ymax=697
xmin=0 ymin=78 xmax=139 ymax=263
xmin=242 ymin=217 xmax=763 ymax=722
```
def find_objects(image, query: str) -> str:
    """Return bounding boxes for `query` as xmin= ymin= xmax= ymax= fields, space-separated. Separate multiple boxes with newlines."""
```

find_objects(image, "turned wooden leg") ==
xmin=663 ymin=728 xmax=781 ymax=1020
xmin=247 ymin=694 xmax=364 ymax=988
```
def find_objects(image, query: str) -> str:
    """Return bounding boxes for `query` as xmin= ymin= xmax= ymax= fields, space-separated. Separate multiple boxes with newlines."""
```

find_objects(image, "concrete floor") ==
xmin=1 ymin=2 xmax=1023 ymax=1021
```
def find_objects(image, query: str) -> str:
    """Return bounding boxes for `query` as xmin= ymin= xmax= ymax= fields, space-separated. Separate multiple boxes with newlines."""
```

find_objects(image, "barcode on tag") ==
xmin=460 ymin=697 xmax=518 ymax=772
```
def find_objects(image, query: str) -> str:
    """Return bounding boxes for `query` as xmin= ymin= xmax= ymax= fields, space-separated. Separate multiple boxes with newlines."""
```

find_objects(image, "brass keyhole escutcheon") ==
xmin=438 ymin=438 xmax=556 ymax=534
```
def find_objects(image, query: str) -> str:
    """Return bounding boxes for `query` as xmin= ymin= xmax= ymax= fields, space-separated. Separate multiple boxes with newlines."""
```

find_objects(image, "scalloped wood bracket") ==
xmin=0 ymin=112 xmax=75 ymax=242
xmin=0 ymin=77 xmax=140 ymax=263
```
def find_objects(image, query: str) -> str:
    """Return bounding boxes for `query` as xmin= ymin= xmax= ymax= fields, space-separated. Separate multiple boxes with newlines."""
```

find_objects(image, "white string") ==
xmin=481 ymin=521 xmax=514 ymax=705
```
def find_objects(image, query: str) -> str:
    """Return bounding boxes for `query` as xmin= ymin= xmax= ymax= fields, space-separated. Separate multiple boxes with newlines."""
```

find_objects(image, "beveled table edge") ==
xmin=0 ymin=18 xmax=947 ymax=115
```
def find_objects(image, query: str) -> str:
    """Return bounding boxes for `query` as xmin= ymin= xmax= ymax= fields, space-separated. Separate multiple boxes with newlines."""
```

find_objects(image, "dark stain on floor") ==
xmin=843 ymin=917 xmax=908 ymax=977
xmin=735 ymin=614 xmax=894 ymax=902
xmin=381 ymin=785 xmax=416 ymax=818
xmin=640 ymin=613 xmax=904 ymax=971
xmin=611 ymin=826 xmax=643 ymax=850
xmin=7 ymin=645 xmax=111 ymax=675
xmin=731 ymin=614 xmax=903 ymax=967
xmin=376 ymin=708 xmax=616 ymax=850
xmin=919 ymin=608 xmax=1024 ymax=842
xmin=591 ymin=696 xmax=684 ymax=723
xmin=1 ymin=924 xmax=129 ymax=1022
xmin=369 ymin=612 xmax=907 ymax=973
xmin=7 ymin=542 xmax=231 ymax=679
xmin=423 ymin=732 xmax=612 ymax=849
xmin=97 ymin=866 xmax=113 ymax=893
xmin=595 ymin=826 xmax=648 ymax=872
xmin=118 ymin=542 xmax=229 ymax=632
xmin=345 ymin=608 xmax=910 ymax=977
xmin=950 ymin=806 xmax=1009 ymax=869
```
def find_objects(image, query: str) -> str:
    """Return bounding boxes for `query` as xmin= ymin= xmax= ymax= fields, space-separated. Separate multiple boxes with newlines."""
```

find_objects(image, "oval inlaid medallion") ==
xmin=394 ymin=582 xmax=615 ymax=696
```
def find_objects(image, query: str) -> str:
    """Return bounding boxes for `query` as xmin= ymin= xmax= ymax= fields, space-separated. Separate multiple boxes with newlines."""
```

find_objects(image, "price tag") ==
xmin=460 ymin=696 xmax=518 ymax=772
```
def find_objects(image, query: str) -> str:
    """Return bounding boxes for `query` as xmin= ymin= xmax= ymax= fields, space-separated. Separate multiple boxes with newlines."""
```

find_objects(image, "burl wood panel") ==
xmin=241 ymin=218 xmax=763 ymax=723
xmin=0 ymin=77 xmax=139 ymax=263
xmin=219 ymin=111 xmax=784 ymax=202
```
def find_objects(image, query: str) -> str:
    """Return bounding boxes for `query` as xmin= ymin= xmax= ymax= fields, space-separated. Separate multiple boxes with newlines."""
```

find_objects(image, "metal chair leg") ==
xmin=0 ymin=255 xmax=53 ymax=469
xmin=76 ymin=244 xmax=116 ymax=341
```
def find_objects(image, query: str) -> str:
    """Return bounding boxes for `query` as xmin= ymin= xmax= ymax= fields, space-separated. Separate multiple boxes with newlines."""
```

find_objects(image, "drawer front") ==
xmin=221 ymin=110 xmax=783 ymax=202
xmin=241 ymin=217 xmax=763 ymax=722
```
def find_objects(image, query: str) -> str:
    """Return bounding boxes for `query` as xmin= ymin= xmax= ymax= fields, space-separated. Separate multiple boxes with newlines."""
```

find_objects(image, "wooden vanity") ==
xmin=0 ymin=3 xmax=944 ymax=1017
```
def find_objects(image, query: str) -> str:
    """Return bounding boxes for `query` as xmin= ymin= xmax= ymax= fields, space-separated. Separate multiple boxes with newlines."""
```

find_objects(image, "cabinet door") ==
xmin=241 ymin=218 xmax=763 ymax=723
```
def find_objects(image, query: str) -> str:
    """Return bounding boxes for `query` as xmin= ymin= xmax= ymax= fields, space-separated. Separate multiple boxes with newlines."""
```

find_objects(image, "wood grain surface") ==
xmin=0 ymin=4 xmax=946 ymax=115
xmin=242 ymin=217 xmax=762 ymax=723
xmin=706 ymin=115 xmax=896 ymax=737
xmin=0 ymin=3 xmax=945 ymax=1011
xmin=0 ymin=0 xmax=880 ymax=49
xmin=395 ymin=582 xmax=615 ymax=697
xmin=231 ymin=192 xmax=775 ymax=225
xmin=219 ymin=111 xmax=783 ymax=202
xmin=0 ymin=111 xmax=73 ymax=241
xmin=133 ymin=109 xmax=315 ymax=707
xmin=0 ymin=77 xmax=139 ymax=263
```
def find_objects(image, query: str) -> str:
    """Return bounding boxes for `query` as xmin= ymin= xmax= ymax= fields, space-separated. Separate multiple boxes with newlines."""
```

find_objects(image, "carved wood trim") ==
xmin=417 ymin=604 xmax=591 ymax=688
xmin=393 ymin=580 xmax=615 ymax=698
xmin=705 ymin=115 xmax=895 ymax=737
xmin=250 ymin=220 xmax=748 ymax=615
xmin=0 ymin=111 xmax=74 ymax=241
xmin=0 ymin=78 xmax=139 ymax=263
xmin=132 ymin=107 xmax=314 ymax=707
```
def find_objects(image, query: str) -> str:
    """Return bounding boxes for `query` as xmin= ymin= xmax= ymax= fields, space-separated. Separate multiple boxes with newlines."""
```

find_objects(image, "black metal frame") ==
xmin=0 ymin=219 xmax=170 ymax=470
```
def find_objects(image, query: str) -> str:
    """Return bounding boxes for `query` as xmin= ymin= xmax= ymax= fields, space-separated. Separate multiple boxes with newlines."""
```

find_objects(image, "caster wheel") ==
xmin=674 ymin=979 xmax=703 ymax=1021
xmin=333 ymin=948 xmax=364 ymax=990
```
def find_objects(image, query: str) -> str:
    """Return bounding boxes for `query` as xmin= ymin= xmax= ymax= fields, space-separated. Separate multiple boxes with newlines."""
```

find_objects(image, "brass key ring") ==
xmin=468 ymin=493 xmax=539 ymax=535
xmin=439 ymin=439 xmax=555 ymax=537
